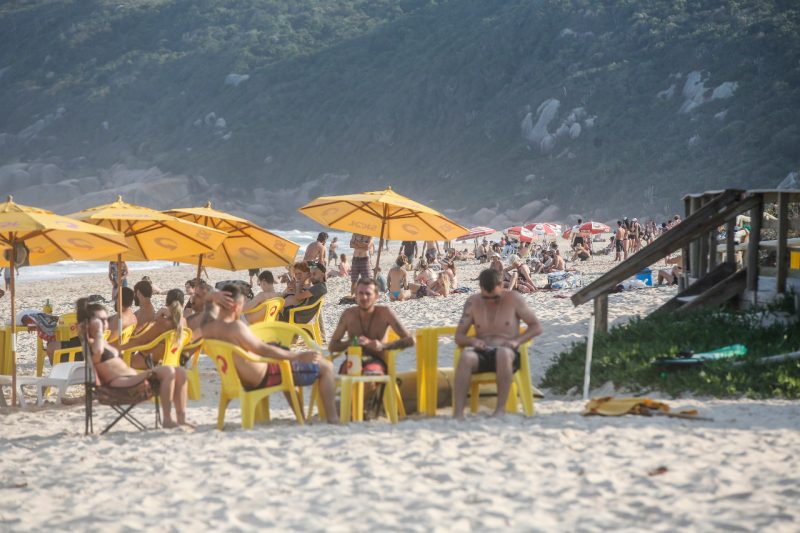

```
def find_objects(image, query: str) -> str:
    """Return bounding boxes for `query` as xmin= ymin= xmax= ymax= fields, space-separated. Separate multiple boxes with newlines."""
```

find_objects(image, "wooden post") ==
xmin=776 ymin=192 xmax=789 ymax=294
xmin=698 ymin=197 xmax=709 ymax=276
xmin=708 ymin=222 xmax=718 ymax=271
xmin=689 ymin=197 xmax=702 ymax=279
xmin=726 ymin=218 xmax=736 ymax=264
xmin=682 ymin=196 xmax=692 ymax=288
xmin=746 ymin=194 xmax=763 ymax=305
xmin=593 ymin=294 xmax=608 ymax=333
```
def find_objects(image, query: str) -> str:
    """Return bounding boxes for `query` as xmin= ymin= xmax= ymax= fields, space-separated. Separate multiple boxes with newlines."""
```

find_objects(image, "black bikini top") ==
xmin=99 ymin=347 xmax=118 ymax=363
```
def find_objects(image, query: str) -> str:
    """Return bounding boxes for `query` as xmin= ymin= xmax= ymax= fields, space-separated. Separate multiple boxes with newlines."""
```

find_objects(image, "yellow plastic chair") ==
xmin=452 ymin=334 xmax=535 ymax=417
xmin=286 ymin=297 xmax=324 ymax=346
xmin=128 ymin=321 xmax=154 ymax=342
xmin=249 ymin=322 xmax=324 ymax=416
xmin=181 ymin=338 xmax=204 ymax=401
xmin=243 ymin=296 xmax=284 ymax=324
xmin=203 ymin=338 xmax=305 ymax=430
xmin=51 ymin=328 xmax=114 ymax=364
xmin=120 ymin=328 xmax=192 ymax=368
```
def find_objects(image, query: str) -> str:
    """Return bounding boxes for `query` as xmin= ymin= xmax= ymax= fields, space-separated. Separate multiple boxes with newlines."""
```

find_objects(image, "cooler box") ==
xmin=635 ymin=268 xmax=653 ymax=286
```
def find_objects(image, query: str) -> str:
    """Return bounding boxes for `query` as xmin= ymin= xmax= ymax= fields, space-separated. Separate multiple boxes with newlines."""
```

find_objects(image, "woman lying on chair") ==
xmin=120 ymin=288 xmax=188 ymax=369
xmin=77 ymin=297 xmax=191 ymax=428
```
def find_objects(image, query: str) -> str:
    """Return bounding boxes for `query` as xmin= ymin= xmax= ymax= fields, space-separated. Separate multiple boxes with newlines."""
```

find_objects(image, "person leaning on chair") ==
xmin=453 ymin=269 xmax=542 ymax=420
xmin=201 ymin=283 xmax=339 ymax=423
xmin=76 ymin=297 xmax=191 ymax=428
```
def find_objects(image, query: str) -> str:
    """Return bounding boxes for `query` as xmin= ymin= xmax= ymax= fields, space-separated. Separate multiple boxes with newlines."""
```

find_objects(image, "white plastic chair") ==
xmin=16 ymin=362 xmax=86 ymax=407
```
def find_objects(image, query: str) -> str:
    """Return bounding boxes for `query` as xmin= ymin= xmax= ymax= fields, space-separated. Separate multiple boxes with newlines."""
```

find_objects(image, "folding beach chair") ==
xmin=82 ymin=337 xmax=160 ymax=435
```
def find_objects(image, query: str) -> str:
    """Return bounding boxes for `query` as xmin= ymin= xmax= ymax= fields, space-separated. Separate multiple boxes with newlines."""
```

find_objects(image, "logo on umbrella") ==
xmin=274 ymin=241 xmax=286 ymax=251
xmin=155 ymin=237 xmax=178 ymax=250
xmin=0 ymin=222 xmax=20 ymax=228
xmin=67 ymin=238 xmax=93 ymax=250
xmin=196 ymin=229 xmax=212 ymax=241
xmin=239 ymin=247 xmax=259 ymax=260
xmin=322 ymin=207 xmax=340 ymax=218
xmin=350 ymin=220 xmax=378 ymax=232
xmin=402 ymin=223 xmax=419 ymax=235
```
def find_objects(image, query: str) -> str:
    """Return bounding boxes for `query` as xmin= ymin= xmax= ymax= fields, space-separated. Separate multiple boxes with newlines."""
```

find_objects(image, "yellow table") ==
xmin=0 ymin=325 xmax=48 ymax=377
xmin=415 ymin=326 xmax=458 ymax=417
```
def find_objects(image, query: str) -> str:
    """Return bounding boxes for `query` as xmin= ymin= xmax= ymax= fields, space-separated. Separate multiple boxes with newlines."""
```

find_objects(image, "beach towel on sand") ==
xmin=583 ymin=397 xmax=710 ymax=420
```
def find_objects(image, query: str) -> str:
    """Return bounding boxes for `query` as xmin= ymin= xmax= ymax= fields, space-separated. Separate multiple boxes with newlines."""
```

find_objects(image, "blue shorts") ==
xmin=250 ymin=361 xmax=320 ymax=390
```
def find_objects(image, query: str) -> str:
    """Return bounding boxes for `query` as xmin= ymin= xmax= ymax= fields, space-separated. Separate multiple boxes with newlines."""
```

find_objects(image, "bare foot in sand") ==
xmin=162 ymin=419 xmax=178 ymax=429
xmin=490 ymin=410 xmax=506 ymax=419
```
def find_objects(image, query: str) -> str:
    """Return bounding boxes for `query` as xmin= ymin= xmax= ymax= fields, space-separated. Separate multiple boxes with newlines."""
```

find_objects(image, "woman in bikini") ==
xmin=76 ymin=297 xmax=190 ymax=428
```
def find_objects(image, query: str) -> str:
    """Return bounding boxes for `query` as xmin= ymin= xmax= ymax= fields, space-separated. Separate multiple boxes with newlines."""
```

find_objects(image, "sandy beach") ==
xmin=2 ymin=248 xmax=799 ymax=530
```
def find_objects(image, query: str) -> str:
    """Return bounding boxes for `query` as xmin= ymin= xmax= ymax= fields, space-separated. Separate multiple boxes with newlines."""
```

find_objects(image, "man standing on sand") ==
xmin=304 ymin=232 xmax=328 ymax=265
xmin=400 ymin=240 xmax=418 ymax=265
xmin=202 ymin=283 xmax=339 ymax=424
xmin=108 ymin=260 xmax=129 ymax=301
xmin=349 ymin=233 xmax=373 ymax=295
xmin=453 ymin=269 xmax=542 ymax=419
xmin=328 ymin=237 xmax=339 ymax=267
xmin=614 ymin=221 xmax=626 ymax=262
xmin=328 ymin=278 xmax=414 ymax=376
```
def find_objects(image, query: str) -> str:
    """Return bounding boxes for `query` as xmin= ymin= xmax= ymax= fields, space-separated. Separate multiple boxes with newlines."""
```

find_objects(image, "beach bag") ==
xmin=549 ymin=272 xmax=581 ymax=290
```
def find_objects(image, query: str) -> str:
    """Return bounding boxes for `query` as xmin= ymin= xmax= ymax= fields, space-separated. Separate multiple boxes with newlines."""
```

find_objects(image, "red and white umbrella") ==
xmin=525 ymin=222 xmax=558 ymax=236
xmin=577 ymin=221 xmax=612 ymax=234
xmin=564 ymin=221 xmax=612 ymax=239
xmin=455 ymin=226 xmax=496 ymax=241
xmin=505 ymin=226 xmax=534 ymax=243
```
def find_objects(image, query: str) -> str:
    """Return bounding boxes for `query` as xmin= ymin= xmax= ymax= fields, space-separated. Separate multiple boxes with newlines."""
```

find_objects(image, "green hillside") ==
xmin=0 ymin=0 xmax=798 ymax=223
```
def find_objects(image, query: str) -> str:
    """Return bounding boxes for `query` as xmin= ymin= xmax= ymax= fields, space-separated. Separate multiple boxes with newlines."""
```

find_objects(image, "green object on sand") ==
xmin=655 ymin=344 xmax=748 ymax=367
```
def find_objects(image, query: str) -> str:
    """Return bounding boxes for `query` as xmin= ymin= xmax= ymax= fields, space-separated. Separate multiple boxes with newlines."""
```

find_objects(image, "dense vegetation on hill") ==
xmin=0 ymin=0 xmax=798 ymax=223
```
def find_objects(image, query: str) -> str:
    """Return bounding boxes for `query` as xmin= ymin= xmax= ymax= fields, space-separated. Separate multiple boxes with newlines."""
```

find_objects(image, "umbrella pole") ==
xmin=373 ymin=215 xmax=387 ymax=279
xmin=196 ymin=254 xmax=204 ymax=286
xmin=9 ymin=237 xmax=16 ymax=407
xmin=117 ymin=255 xmax=123 ymax=343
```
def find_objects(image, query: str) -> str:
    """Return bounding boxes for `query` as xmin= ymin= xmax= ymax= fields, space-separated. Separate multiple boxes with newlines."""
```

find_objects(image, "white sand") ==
xmin=3 ymin=246 xmax=799 ymax=530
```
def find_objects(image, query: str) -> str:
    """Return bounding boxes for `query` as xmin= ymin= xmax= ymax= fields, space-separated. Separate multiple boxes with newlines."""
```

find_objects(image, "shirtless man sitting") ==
xmin=133 ymin=279 xmax=156 ymax=333
xmin=329 ymin=278 xmax=414 ymax=378
xmin=453 ymin=269 xmax=543 ymax=419
xmin=106 ymin=286 xmax=138 ymax=348
xmin=242 ymin=270 xmax=281 ymax=323
xmin=387 ymin=257 xmax=411 ymax=301
xmin=201 ymin=283 xmax=338 ymax=423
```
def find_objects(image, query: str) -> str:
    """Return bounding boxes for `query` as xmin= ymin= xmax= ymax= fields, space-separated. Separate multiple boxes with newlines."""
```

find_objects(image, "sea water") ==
xmin=7 ymin=230 xmax=358 ymax=283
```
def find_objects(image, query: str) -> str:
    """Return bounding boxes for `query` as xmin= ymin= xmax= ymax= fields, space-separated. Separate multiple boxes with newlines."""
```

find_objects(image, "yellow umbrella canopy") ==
xmin=298 ymin=186 xmax=468 ymax=276
xmin=0 ymin=196 xmax=128 ymax=406
xmin=165 ymin=201 xmax=300 ymax=271
xmin=0 ymin=196 xmax=128 ymax=264
xmin=298 ymin=187 xmax=468 ymax=241
xmin=68 ymin=196 xmax=227 ymax=261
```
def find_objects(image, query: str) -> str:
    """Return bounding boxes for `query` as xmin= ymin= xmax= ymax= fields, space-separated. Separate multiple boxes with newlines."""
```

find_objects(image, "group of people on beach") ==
xmin=64 ymin=233 xmax=543 ymax=426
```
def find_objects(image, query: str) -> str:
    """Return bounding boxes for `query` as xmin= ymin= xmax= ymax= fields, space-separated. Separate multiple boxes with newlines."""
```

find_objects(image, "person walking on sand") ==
xmin=328 ymin=237 xmax=339 ymax=267
xmin=304 ymin=232 xmax=328 ymax=265
xmin=614 ymin=221 xmax=626 ymax=262
xmin=400 ymin=240 xmax=418 ymax=265
xmin=108 ymin=260 xmax=128 ymax=301
xmin=349 ymin=233 xmax=373 ymax=296
xmin=453 ymin=269 xmax=542 ymax=419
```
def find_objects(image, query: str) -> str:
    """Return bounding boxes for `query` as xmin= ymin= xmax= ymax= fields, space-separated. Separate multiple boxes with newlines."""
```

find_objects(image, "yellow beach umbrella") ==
xmin=0 ymin=196 xmax=128 ymax=406
xmin=298 ymin=186 xmax=468 ymax=274
xmin=68 ymin=196 xmax=227 ymax=339
xmin=165 ymin=201 xmax=300 ymax=278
